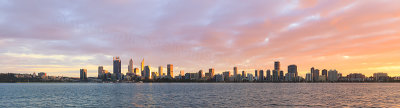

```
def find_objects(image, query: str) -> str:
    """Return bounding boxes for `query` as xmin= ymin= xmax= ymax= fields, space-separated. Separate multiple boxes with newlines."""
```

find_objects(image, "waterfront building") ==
xmin=310 ymin=67 xmax=315 ymax=81
xmin=322 ymin=69 xmax=328 ymax=80
xmin=151 ymin=72 xmax=158 ymax=80
xmin=272 ymin=70 xmax=279 ymax=81
xmin=247 ymin=73 xmax=254 ymax=81
xmin=167 ymin=64 xmax=174 ymax=79
xmin=274 ymin=61 xmax=280 ymax=71
xmin=223 ymin=71 xmax=231 ymax=81
xmin=134 ymin=68 xmax=139 ymax=76
xmin=319 ymin=75 xmax=327 ymax=82
xmin=288 ymin=64 xmax=298 ymax=80
xmin=38 ymin=72 xmax=47 ymax=79
xmin=180 ymin=70 xmax=184 ymax=77
xmin=306 ymin=73 xmax=312 ymax=82
xmin=279 ymin=71 xmax=284 ymax=81
xmin=373 ymin=72 xmax=389 ymax=81
xmin=128 ymin=58 xmax=133 ymax=73
xmin=233 ymin=67 xmax=238 ymax=77
xmin=98 ymin=66 xmax=104 ymax=79
xmin=259 ymin=70 xmax=264 ymax=81
xmin=113 ymin=56 xmax=122 ymax=80
xmin=313 ymin=69 xmax=319 ymax=82
xmin=198 ymin=70 xmax=204 ymax=79
xmin=254 ymin=70 xmax=258 ymax=80
xmin=141 ymin=58 xmax=144 ymax=77
xmin=347 ymin=73 xmax=366 ymax=81
xmin=215 ymin=74 xmax=224 ymax=82
xmin=328 ymin=70 xmax=338 ymax=82
xmin=209 ymin=68 xmax=215 ymax=79
xmin=144 ymin=65 xmax=152 ymax=80
xmin=266 ymin=70 xmax=271 ymax=81
xmin=159 ymin=66 xmax=163 ymax=78
xmin=80 ymin=69 xmax=87 ymax=81
xmin=242 ymin=71 xmax=246 ymax=78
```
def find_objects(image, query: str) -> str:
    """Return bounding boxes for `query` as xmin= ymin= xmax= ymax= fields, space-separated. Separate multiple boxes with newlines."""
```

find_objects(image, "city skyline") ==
xmin=1 ymin=0 xmax=400 ymax=77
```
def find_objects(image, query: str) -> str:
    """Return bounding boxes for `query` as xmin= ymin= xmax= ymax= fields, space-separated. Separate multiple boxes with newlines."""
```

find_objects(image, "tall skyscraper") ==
xmin=98 ymin=66 xmax=104 ymax=79
xmin=266 ymin=70 xmax=271 ymax=81
xmin=313 ymin=69 xmax=320 ymax=81
xmin=80 ymin=69 xmax=87 ymax=81
xmin=254 ymin=70 xmax=258 ymax=78
xmin=209 ymin=68 xmax=215 ymax=79
xmin=310 ymin=67 xmax=315 ymax=81
xmin=128 ymin=58 xmax=133 ymax=73
xmin=141 ymin=58 xmax=144 ymax=76
xmin=233 ymin=67 xmax=238 ymax=77
xmin=159 ymin=66 xmax=163 ymax=77
xmin=272 ymin=70 xmax=278 ymax=81
xmin=113 ymin=56 xmax=122 ymax=80
xmin=242 ymin=71 xmax=246 ymax=78
xmin=274 ymin=61 xmax=280 ymax=71
xmin=198 ymin=70 xmax=204 ymax=79
xmin=167 ymin=64 xmax=174 ymax=79
xmin=279 ymin=71 xmax=284 ymax=81
xmin=259 ymin=70 xmax=264 ymax=81
xmin=144 ymin=65 xmax=151 ymax=79
xmin=288 ymin=65 xmax=298 ymax=81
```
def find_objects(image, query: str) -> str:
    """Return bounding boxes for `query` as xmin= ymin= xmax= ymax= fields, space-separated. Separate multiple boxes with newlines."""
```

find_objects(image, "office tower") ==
xmin=328 ymin=70 xmax=338 ymax=82
xmin=310 ymin=67 xmax=315 ymax=80
xmin=141 ymin=58 xmax=144 ymax=77
xmin=274 ymin=61 xmax=280 ymax=71
xmin=134 ymin=68 xmax=139 ymax=76
xmin=322 ymin=69 xmax=328 ymax=80
xmin=272 ymin=70 xmax=278 ymax=81
xmin=242 ymin=71 xmax=246 ymax=78
xmin=151 ymin=72 xmax=158 ymax=80
xmin=198 ymin=70 xmax=204 ymax=79
xmin=259 ymin=70 xmax=264 ymax=81
xmin=279 ymin=71 xmax=284 ymax=80
xmin=167 ymin=64 xmax=174 ymax=79
xmin=306 ymin=73 xmax=312 ymax=81
xmin=158 ymin=66 xmax=163 ymax=77
xmin=113 ymin=56 xmax=122 ymax=80
xmin=222 ymin=71 xmax=231 ymax=81
xmin=233 ymin=67 xmax=238 ymax=77
xmin=98 ymin=66 xmax=104 ymax=79
xmin=144 ymin=65 xmax=151 ymax=79
xmin=288 ymin=65 xmax=298 ymax=81
xmin=80 ymin=69 xmax=87 ymax=81
xmin=266 ymin=70 xmax=271 ymax=81
xmin=313 ymin=69 xmax=320 ymax=81
xmin=209 ymin=68 xmax=215 ymax=79
xmin=255 ymin=70 xmax=258 ymax=78
xmin=128 ymin=58 xmax=133 ymax=73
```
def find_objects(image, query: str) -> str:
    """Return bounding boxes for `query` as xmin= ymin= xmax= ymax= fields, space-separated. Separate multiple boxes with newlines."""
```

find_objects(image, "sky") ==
xmin=0 ymin=0 xmax=400 ymax=77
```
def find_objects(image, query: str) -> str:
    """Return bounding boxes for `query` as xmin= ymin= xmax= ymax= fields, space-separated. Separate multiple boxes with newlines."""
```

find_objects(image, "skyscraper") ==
xmin=274 ymin=61 xmax=280 ymax=71
xmin=259 ymin=70 xmax=264 ymax=81
xmin=254 ymin=70 xmax=258 ymax=79
xmin=233 ymin=67 xmax=238 ymax=77
xmin=113 ymin=56 xmax=122 ymax=80
xmin=313 ymin=69 xmax=320 ymax=81
xmin=128 ymin=58 xmax=133 ymax=73
xmin=328 ymin=70 xmax=338 ymax=82
xmin=322 ymin=69 xmax=328 ymax=80
xmin=242 ymin=71 xmax=246 ymax=78
xmin=310 ymin=67 xmax=315 ymax=81
xmin=167 ymin=64 xmax=174 ymax=79
xmin=266 ymin=70 xmax=271 ymax=81
xmin=141 ymin=58 xmax=144 ymax=77
xmin=209 ymin=68 xmax=215 ymax=79
xmin=144 ymin=65 xmax=151 ymax=79
xmin=198 ymin=70 xmax=204 ymax=79
xmin=288 ymin=65 xmax=298 ymax=81
xmin=159 ymin=66 xmax=163 ymax=77
xmin=134 ymin=68 xmax=139 ymax=76
xmin=279 ymin=70 xmax=284 ymax=81
xmin=80 ymin=69 xmax=87 ymax=81
xmin=98 ymin=66 xmax=104 ymax=79
xmin=272 ymin=70 xmax=278 ymax=81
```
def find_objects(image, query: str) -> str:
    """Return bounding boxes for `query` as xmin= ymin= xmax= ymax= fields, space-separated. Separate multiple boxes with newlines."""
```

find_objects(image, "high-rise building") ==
xmin=272 ymin=70 xmax=278 ymax=81
xmin=313 ymin=69 xmax=320 ymax=81
xmin=98 ymin=66 xmax=104 ymax=79
xmin=255 ymin=70 xmax=258 ymax=78
xmin=80 ymin=69 xmax=87 ymax=81
xmin=209 ymin=68 xmax=215 ymax=79
xmin=266 ymin=70 xmax=271 ymax=81
xmin=198 ymin=70 xmax=204 ymax=79
xmin=242 ymin=71 xmax=246 ymax=78
xmin=233 ymin=67 xmax=238 ymax=77
xmin=134 ymin=68 xmax=139 ymax=76
xmin=222 ymin=71 xmax=231 ymax=81
xmin=274 ymin=61 xmax=280 ymax=71
xmin=279 ymin=70 xmax=284 ymax=80
xmin=158 ymin=66 xmax=163 ymax=77
xmin=310 ymin=67 xmax=315 ymax=80
xmin=288 ymin=65 xmax=298 ymax=81
xmin=144 ymin=65 xmax=151 ymax=79
xmin=113 ymin=56 xmax=122 ymax=80
xmin=259 ymin=70 xmax=264 ymax=81
xmin=328 ymin=70 xmax=338 ymax=82
xmin=306 ymin=73 xmax=312 ymax=81
xmin=141 ymin=58 xmax=144 ymax=77
xmin=128 ymin=58 xmax=133 ymax=73
xmin=322 ymin=69 xmax=328 ymax=80
xmin=151 ymin=72 xmax=158 ymax=80
xmin=167 ymin=64 xmax=174 ymax=79
xmin=180 ymin=70 xmax=184 ymax=76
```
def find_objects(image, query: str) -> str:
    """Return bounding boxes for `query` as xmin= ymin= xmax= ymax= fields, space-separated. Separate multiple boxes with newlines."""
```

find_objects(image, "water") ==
xmin=0 ymin=83 xmax=400 ymax=107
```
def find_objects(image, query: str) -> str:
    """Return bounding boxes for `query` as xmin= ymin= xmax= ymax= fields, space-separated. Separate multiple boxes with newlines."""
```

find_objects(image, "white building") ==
xmin=328 ymin=69 xmax=338 ymax=82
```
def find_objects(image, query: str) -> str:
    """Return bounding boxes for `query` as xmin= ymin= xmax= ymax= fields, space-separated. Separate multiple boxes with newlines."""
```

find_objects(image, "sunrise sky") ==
xmin=0 ymin=0 xmax=400 ymax=77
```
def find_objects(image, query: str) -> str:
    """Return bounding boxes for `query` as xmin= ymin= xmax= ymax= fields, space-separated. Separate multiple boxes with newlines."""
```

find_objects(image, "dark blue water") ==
xmin=0 ymin=83 xmax=399 ymax=107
